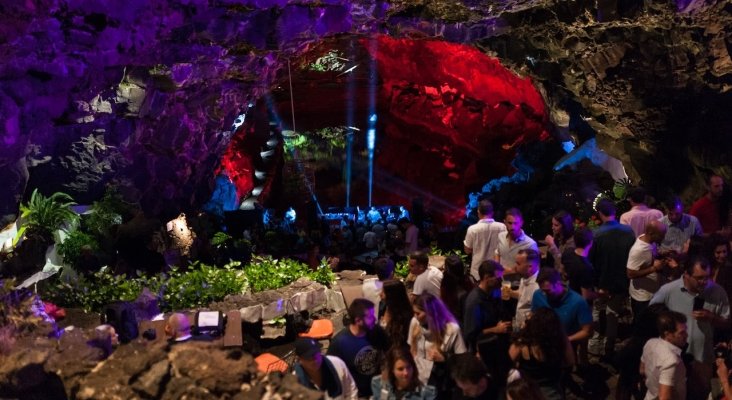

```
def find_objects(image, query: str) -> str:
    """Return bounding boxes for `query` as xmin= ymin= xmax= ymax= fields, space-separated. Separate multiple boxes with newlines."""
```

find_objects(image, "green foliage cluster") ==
xmin=57 ymin=230 xmax=99 ymax=267
xmin=395 ymin=259 xmax=410 ymax=279
xmin=83 ymin=188 xmax=127 ymax=236
xmin=307 ymin=50 xmax=347 ymax=72
xmin=162 ymin=262 xmax=246 ymax=310
xmin=283 ymin=126 xmax=350 ymax=161
xmin=16 ymin=189 xmax=78 ymax=243
xmin=43 ymin=256 xmax=336 ymax=313
xmin=244 ymin=255 xmax=311 ymax=292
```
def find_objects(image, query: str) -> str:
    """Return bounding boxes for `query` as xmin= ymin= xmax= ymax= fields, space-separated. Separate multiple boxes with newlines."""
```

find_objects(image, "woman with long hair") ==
xmin=371 ymin=345 xmax=436 ymax=400
xmin=409 ymin=293 xmax=467 ymax=397
xmin=380 ymin=279 xmax=414 ymax=346
xmin=544 ymin=210 xmax=575 ymax=273
xmin=509 ymin=307 xmax=574 ymax=400
xmin=439 ymin=254 xmax=474 ymax=322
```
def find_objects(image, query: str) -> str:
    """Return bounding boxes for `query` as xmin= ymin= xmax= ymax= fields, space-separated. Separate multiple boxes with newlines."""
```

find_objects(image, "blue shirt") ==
xmin=658 ymin=214 xmax=702 ymax=253
xmin=650 ymin=278 xmax=730 ymax=363
xmin=531 ymin=287 xmax=593 ymax=336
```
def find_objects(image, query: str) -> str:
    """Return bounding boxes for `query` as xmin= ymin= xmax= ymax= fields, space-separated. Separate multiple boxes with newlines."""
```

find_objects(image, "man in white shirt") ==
xmin=627 ymin=220 xmax=668 ymax=327
xmin=409 ymin=250 xmax=443 ymax=302
xmin=620 ymin=187 xmax=664 ymax=237
xmin=464 ymin=199 xmax=507 ymax=282
xmin=640 ymin=310 xmax=688 ymax=400
xmin=505 ymin=248 xmax=540 ymax=331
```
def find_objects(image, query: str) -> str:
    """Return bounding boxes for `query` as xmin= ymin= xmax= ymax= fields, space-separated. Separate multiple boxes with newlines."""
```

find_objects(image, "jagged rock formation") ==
xmin=1 ymin=0 xmax=731 ymax=224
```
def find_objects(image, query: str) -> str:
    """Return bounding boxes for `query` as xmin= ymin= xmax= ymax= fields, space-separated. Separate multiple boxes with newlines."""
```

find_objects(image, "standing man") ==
xmin=464 ymin=200 xmax=507 ymax=282
xmin=640 ymin=310 xmax=688 ymax=400
xmin=690 ymin=174 xmax=726 ymax=235
xmin=463 ymin=261 xmax=512 ymax=385
xmin=620 ymin=187 xmax=664 ymax=237
xmin=495 ymin=208 xmax=539 ymax=276
xmin=650 ymin=258 xmax=730 ymax=399
xmin=532 ymin=268 xmax=593 ymax=344
xmin=589 ymin=199 xmax=636 ymax=358
xmin=504 ymin=249 xmax=541 ymax=331
xmin=328 ymin=298 xmax=390 ymax=398
xmin=627 ymin=220 xmax=668 ymax=326
xmin=658 ymin=196 xmax=703 ymax=255
xmin=400 ymin=218 xmax=419 ymax=255
xmin=562 ymin=227 xmax=597 ymax=302
xmin=293 ymin=338 xmax=358 ymax=400
xmin=408 ymin=250 xmax=443 ymax=302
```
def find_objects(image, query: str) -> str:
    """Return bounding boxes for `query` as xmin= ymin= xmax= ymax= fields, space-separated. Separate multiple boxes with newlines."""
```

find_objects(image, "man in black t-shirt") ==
xmin=562 ymin=227 xmax=596 ymax=301
xmin=327 ymin=298 xmax=390 ymax=397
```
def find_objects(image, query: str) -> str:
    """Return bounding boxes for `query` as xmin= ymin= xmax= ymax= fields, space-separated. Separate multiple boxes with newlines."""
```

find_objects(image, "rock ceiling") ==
xmin=1 ymin=0 xmax=731 ymax=224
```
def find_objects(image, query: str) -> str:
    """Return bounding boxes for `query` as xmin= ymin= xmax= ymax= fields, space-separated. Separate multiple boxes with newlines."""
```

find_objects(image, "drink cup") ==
xmin=501 ymin=282 xmax=512 ymax=300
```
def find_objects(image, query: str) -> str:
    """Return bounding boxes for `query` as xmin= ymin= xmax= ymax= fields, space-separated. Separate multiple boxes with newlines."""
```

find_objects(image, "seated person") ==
xmin=293 ymin=338 xmax=358 ymax=400
xmin=87 ymin=323 xmax=119 ymax=360
xmin=165 ymin=313 xmax=192 ymax=342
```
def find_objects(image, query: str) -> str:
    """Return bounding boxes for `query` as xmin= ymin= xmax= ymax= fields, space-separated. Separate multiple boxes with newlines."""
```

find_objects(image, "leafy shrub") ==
xmin=245 ymin=255 xmax=311 ymax=292
xmin=16 ymin=189 xmax=78 ymax=244
xmin=395 ymin=260 xmax=410 ymax=279
xmin=211 ymin=231 xmax=233 ymax=248
xmin=57 ymin=230 xmax=99 ymax=266
xmin=45 ymin=268 xmax=148 ymax=313
xmin=83 ymin=188 xmax=128 ymax=236
xmin=41 ymin=255 xmax=334 ymax=313
xmin=161 ymin=262 xmax=246 ymax=310
xmin=308 ymin=259 xmax=336 ymax=288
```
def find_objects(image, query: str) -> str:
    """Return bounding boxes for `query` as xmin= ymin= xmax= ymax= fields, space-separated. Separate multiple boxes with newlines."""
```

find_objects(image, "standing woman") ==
xmin=380 ymin=279 xmax=415 ymax=347
xmin=409 ymin=293 xmax=467 ymax=398
xmin=544 ymin=210 xmax=575 ymax=273
xmin=440 ymin=254 xmax=474 ymax=323
xmin=509 ymin=307 xmax=574 ymax=400
xmin=371 ymin=345 xmax=436 ymax=400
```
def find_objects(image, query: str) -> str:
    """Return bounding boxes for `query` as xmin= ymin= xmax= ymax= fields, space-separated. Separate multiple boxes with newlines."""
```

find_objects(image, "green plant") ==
xmin=57 ymin=230 xmax=99 ymax=266
xmin=162 ymin=261 xmax=246 ymax=310
xmin=15 ymin=189 xmax=78 ymax=244
xmin=428 ymin=246 xmax=469 ymax=265
xmin=211 ymin=231 xmax=233 ymax=248
xmin=84 ymin=187 xmax=128 ymax=236
xmin=308 ymin=259 xmax=336 ymax=287
xmin=44 ymin=268 xmax=147 ymax=313
xmin=245 ymin=255 xmax=310 ymax=292
xmin=395 ymin=259 xmax=410 ymax=279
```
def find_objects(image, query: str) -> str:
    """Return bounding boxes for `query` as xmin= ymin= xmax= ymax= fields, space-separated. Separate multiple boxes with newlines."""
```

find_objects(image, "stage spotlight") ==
xmin=254 ymin=170 xmax=267 ymax=180
xmin=251 ymin=186 xmax=263 ymax=196
xmin=260 ymin=149 xmax=274 ymax=159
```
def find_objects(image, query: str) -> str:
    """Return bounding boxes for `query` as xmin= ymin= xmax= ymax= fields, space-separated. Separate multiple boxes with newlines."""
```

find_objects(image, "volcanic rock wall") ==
xmin=2 ymin=0 xmax=731 ymax=224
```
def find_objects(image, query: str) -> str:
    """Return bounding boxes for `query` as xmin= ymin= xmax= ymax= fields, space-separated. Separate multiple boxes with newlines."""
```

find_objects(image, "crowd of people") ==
xmin=289 ymin=174 xmax=732 ymax=400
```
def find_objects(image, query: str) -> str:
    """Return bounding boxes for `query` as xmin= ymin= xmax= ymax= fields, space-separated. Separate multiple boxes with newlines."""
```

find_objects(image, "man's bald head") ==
xmin=645 ymin=220 xmax=667 ymax=244
xmin=165 ymin=313 xmax=191 ymax=339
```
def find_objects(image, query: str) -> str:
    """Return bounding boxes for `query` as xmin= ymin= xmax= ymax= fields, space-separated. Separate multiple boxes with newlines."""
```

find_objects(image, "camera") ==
xmin=715 ymin=343 xmax=732 ymax=367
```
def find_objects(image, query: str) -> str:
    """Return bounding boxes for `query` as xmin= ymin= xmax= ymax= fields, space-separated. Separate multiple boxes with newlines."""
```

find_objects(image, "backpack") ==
xmin=104 ymin=301 xmax=139 ymax=343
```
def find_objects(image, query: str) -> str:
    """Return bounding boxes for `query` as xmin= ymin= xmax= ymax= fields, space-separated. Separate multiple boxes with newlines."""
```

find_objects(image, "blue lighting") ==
xmin=369 ymin=113 xmax=377 ymax=122
xmin=231 ymin=113 xmax=246 ymax=131
xmin=561 ymin=140 xmax=575 ymax=153
xmin=367 ymin=128 xmax=376 ymax=150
